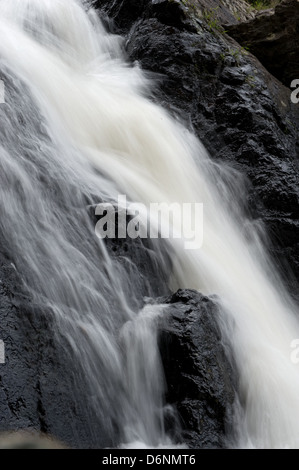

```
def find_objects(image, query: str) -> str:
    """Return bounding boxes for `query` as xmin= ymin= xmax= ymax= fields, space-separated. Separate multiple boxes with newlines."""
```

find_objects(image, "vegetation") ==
xmin=246 ymin=0 xmax=280 ymax=11
xmin=220 ymin=46 xmax=250 ymax=66
xmin=202 ymin=7 xmax=225 ymax=33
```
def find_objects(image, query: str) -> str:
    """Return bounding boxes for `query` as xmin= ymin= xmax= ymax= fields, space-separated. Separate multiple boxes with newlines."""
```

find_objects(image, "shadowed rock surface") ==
xmin=0 ymin=69 xmax=170 ymax=448
xmin=226 ymin=0 xmax=299 ymax=87
xmin=97 ymin=0 xmax=299 ymax=299
xmin=0 ymin=251 xmax=114 ymax=449
xmin=0 ymin=0 xmax=298 ymax=450
xmin=158 ymin=289 xmax=236 ymax=448
xmin=95 ymin=0 xmax=256 ymax=32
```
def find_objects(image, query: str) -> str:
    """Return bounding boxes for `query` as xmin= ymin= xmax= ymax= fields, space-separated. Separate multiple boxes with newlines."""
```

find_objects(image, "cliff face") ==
xmin=0 ymin=248 xmax=114 ymax=448
xmin=0 ymin=38 xmax=236 ymax=448
xmin=97 ymin=0 xmax=299 ymax=299
xmin=99 ymin=0 xmax=299 ymax=445
xmin=0 ymin=0 xmax=298 ymax=449
xmin=227 ymin=0 xmax=299 ymax=87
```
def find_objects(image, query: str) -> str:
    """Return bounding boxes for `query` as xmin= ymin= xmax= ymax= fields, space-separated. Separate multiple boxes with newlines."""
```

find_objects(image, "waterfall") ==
xmin=0 ymin=0 xmax=298 ymax=449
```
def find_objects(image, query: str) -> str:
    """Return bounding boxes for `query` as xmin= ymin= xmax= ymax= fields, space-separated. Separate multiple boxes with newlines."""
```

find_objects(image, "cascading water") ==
xmin=0 ymin=0 xmax=298 ymax=449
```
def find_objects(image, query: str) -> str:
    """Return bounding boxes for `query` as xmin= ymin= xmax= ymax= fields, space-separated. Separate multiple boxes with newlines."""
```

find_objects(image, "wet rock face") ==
xmin=90 ymin=205 xmax=171 ymax=304
xmin=226 ymin=0 xmax=299 ymax=88
xmin=218 ymin=0 xmax=256 ymax=23
xmin=96 ymin=0 xmax=256 ymax=30
xmin=94 ymin=0 xmax=148 ymax=32
xmin=96 ymin=0 xmax=198 ymax=33
xmin=158 ymin=289 xmax=236 ymax=448
xmin=96 ymin=0 xmax=299 ymax=299
xmin=0 ymin=0 xmax=298 ymax=451
xmin=0 ymin=68 xmax=173 ymax=448
xmin=0 ymin=251 xmax=114 ymax=449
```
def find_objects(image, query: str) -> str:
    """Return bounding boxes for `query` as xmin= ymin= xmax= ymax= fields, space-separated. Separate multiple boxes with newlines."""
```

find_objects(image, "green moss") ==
xmin=220 ymin=46 xmax=250 ymax=67
xmin=202 ymin=7 xmax=225 ymax=33
xmin=246 ymin=0 xmax=280 ymax=11
xmin=245 ymin=74 xmax=256 ymax=88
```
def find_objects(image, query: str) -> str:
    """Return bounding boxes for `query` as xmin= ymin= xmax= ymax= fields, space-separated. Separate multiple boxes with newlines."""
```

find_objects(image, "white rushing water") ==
xmin=0 ymin=0 xmax=298 ymax=448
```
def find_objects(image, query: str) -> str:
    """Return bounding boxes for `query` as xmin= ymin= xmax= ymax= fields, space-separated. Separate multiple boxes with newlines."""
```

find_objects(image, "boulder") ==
xmin=158 ymin=289 xmax=236 ymax=448
xmin=0 ymin=251 xmax=114 ymax=448
xmin=95 ymin=0 xmax=256 ymax=32
xmin=226 ymin=0 xmax=299 ymax=87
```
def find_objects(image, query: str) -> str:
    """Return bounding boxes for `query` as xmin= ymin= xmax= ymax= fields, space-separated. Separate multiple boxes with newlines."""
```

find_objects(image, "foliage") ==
xmin=202 ymin=7 xmax=225 ymax=33
xmin=246 ymin=0 xmax=280 ymax=10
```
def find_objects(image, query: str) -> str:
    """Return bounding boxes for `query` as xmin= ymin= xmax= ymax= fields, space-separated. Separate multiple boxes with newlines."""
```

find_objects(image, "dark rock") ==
xmin=95 ymin=0 xmax=196 ymax=33
xmin=90 ymin=204 xmax=171 ymax=303
xmin=158 ymin=289 xmax=236 ymax=448
xmin=95 ymin=0 xmax=256 ymax=32
xmin=178 ymin=0 xmax=256 ymax=25
xmin=0 ymin=251 xmax=114 ymax=448
xmin=94 ymin=0 xmax=148 ymax=32
xmin=1 ymin=0 xmax=298 ymax=451
xmin=111 ymin=0 xmax=299 ymax=300
xmin=226 ymin=0 xmax=299 ymax=87
xmin=0 ymin=68 xmax=170 ymax=448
